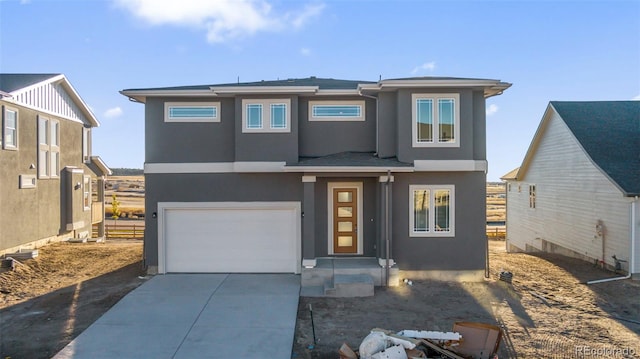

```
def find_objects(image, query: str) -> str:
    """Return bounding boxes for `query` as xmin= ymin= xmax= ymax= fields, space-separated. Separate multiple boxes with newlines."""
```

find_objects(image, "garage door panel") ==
xmin=161 ymin=203 xmax=299 ymax=273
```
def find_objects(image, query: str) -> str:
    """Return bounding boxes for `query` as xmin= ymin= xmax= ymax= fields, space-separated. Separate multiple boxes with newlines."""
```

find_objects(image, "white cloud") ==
xmin=486 ymin=104 xmax=499 ymax=116
xmin=632 ymin=94 xmax=640 ymax=100
xmin=300 ymin=47 xmax=311 ymax=56
xmin=290 ymin=3 xmax=325 ymax=29
xmin=114 ymin=0 xmax=325 ymax=43
xmin=411 ymin=61 xmax=436 ymax=75
xmin=20 ymin=0 xmax=31 ymax=4
xmin=104 ymin=107 xmax=123 ymax=119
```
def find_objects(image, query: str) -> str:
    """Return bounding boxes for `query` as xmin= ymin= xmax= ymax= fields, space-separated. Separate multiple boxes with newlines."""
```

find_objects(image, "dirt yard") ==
xmin=1 ymin=239 xmax=638 ymax=359
xmin=0 ymin=240 xmax=144 ymax=359
xmin=293 ymin=241 xmax=640 ymax=358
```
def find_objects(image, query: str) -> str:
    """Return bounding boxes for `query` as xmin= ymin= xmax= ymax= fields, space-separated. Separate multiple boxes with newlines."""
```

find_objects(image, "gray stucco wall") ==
xmin=298 ymin=97 xmax=376 ymax=157
xmin=144 ymin=173 xmax=303 ymax=266
xmin=377 ymin=92 xmax=397 ymax=159
xmin=311 ymin=177 xmax=378 ymax=257
xmin=391 ymin=171 xmax=487 ymax=271
xmin=234 ymin=95 xmax=299 ymax=163
xmin=0 ymin=102 xmax=95 ymax=251
xmin=395 ymin=88 xmax=482 ymax=163
xmin=145 ymin=97 xmax=236 ymax=163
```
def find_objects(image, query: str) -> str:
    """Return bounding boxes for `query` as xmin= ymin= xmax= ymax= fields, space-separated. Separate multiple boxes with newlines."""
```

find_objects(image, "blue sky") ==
xmin=1 ymin=0 xmax=638 ymax=181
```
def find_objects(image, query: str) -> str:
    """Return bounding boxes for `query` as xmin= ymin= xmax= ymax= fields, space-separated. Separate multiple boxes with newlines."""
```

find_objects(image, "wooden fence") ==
xmin=486 ymin=226 xmax=506 ymax=239
xmin=104 ymin=223 xmax=145 ymax=239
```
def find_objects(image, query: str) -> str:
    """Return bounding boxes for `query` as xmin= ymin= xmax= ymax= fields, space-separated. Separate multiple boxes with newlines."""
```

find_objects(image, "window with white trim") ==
xmin=164 ymin=102 xmax=220 ymax=122
xmin=83 ymin=175 xmax=91 ymax=211
xmin=82 ymin=127 xmax=90 ymax=162
xmin=409 ymin=185 xmax=455 ymax=237
xmin=242 ymin=99 xmax=291 ymax=133
xmin=38 ymin=116 xmax=60 ymax=179
xmin=309 ymin=100 xmax=365 ymax=121
xmin=412 ymin=93 xmax=460 ymax=147
xmin=2 ymin=106 xmax=18 ymax=150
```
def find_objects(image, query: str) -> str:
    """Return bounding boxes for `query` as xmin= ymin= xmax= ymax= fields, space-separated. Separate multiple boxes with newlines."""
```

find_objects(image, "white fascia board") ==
xmin=210 ymin=86 xmax=318 ymax=94
xmin=144 ymin=161 xmax=286 ymax=174
xmin=145 ymin=162 xmax=234 ymax=174
xmin=314 ymin=89 xmax=362 ymax=96
xmin=56 ymin=76 xmax=100 ymax=127
xmin=379 ymin=79 xmax=504 ymax=87
xmin=413 ymin=160 xmax=488 ymax=172
xmin=119 ymin=89 xmax=216 ymax=103
xmin=284 ymin=166 xmax=414 ymax=173
xmin=233 ymin=161 xmax=286 ymax=172
xmin=90 ymin=156 xmax=113 ymax=176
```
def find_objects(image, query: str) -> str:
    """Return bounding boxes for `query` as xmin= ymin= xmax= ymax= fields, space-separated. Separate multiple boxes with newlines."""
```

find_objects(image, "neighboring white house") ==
xmin=502 ymin=101 xmax=639 ymax=279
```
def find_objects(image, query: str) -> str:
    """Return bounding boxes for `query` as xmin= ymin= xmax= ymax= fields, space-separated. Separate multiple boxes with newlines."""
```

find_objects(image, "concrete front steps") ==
xmin=300 ymin=257 xmax=399 ymax=297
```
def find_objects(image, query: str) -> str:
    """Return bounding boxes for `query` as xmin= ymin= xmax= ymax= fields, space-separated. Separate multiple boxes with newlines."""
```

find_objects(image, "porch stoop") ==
xmin=300 ymin=257 xmax=399 ymax=297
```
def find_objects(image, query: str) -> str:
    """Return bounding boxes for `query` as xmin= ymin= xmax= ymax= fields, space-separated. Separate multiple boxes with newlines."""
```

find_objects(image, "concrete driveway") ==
xmin=54 ymin=274 xmax=300 ymax=359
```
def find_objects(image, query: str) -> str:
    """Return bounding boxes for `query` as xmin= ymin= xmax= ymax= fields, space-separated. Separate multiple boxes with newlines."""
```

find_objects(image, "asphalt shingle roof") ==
xmin=289 ymin=152 xmax=412 ymax=167
xmin=551 ymin=101 xmax=640 ymax=196
xmin=124 ymin=77 xmax=375 ymax=92
xmin=0 ymin=74 xmax=60 ymax=93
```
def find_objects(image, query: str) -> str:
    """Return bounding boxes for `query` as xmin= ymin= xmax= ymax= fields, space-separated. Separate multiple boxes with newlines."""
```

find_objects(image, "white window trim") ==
xmin=3 ymin=105 xmax=18 ymax=150
xmin=242 ymin=99 xmax=291 ymax=133
xmin=83 ymin=175 xmax=91 ymax=211
xmin=164 ymin=102 xmax=220 ymax=122
xmin=411 ymin=93 xmax=460 ymax=148
xmin=38 ymin=116 xmax=60 ymax=179
xmin=309 ymin=100 xmax=365 ymax=121
xmin=409 ymin=184 xmax=455 ymax=237
xmin=82 ymin=127 xmax=90 ymax=163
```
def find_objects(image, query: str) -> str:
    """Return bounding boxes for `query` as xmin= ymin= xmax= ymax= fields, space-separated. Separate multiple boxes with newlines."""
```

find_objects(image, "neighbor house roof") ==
xmin=517 ymin=101 xmax=640 ymax=196
xmin=121 ymin=76 xmax=511 ymax=102
xmin=0 ymin=73 xmax=99 ymax=127
xmin=500 ymin=167 xmax=520 ymax=181
xmin=0 ymin=73 xmax=61 ymax=93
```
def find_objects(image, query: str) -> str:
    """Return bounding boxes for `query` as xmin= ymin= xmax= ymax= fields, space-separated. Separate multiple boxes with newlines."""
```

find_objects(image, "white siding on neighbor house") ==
xmin=12 ymin=81 xmax=88 ymax=124
xmin=633 ymin=200 xmax=640 ymax=275
xmin=506 ymin=110 xmax=631 ymax=270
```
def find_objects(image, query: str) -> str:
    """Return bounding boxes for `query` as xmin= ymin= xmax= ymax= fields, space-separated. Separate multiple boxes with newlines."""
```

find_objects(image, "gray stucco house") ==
xmin=0 ymin=74 xmax=111 ymax=255
xmin=502 ymin=101 xmax=639 ymax=279
xmin=121 ymin=76 xmax=510 ymax=286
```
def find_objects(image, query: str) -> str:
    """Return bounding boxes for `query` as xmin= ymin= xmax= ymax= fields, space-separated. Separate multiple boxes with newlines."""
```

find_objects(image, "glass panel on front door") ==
xmin=333 ymin=188 xmax=358 ymax=253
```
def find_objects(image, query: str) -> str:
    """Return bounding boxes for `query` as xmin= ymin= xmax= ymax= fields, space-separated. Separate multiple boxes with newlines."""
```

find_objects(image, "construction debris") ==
xmin=3 ymin=249 xmax=38 ymax=261
xmin=498 ymin=271 xmax=512 ymax=283
xmin=340 ymin=322 xmax=502 ymax=359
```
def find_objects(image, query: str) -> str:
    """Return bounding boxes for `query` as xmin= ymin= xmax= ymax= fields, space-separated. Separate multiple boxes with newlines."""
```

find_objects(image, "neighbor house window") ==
xmin=164 ymin=102 xmax=220 ymax=122
xmin=38 ymin=116 xmax=60 ymax=179
xmin=83 ymin=175 xmax=91 ymax=211
xmin=82 ymin=127 xmax=90 ymax=162
xmin=529 ymin=185 xmax=536 ymax=209
xmin=409 ymin=185 xmax=455 ymax=237
xmin=309 ymin=100 xmax=365 ymax=121
xmin=242 ymin=99 xmax=291 ymax=133
xmin=412 ymin=93 xmax=460 ymax=147
xmin=2 ymin=106 xmax=18 ymax=150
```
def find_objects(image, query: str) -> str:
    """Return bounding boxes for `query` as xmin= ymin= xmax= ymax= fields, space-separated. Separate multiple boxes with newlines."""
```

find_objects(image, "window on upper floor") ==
xmin=409 ymin=184 xmax=455 ymax=237
xmin=2 ymin=106 xmax=18 ymax=150
xmin=412 ymin=93 xmax=460 ymax=147
xmin=38 ymin=116 xmax=60 ymax=179
xmin=242 ymin=99 xmax=291 ymax=133
xmin=164 ymin=102 xmax=220 ymax=122
xmin=82 ymin=127 xmax=90 ymax=163
xmin=309 ymin=100 xmax=365 ymax=121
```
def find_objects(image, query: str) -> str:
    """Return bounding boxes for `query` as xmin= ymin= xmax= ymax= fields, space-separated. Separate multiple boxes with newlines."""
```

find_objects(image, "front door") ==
xmin=333 ymin=188 xmax=358 ymax=253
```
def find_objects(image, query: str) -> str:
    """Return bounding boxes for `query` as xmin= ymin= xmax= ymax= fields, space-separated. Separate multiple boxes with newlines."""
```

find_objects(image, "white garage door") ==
xmin=159 ymin=202 xmax=300 ymax=273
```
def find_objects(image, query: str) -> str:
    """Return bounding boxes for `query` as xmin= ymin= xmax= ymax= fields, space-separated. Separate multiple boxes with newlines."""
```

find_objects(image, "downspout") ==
xmin=587 ymin=196 xmax=637 ymax=284
xmin=385 ymin=170 xmax=391 ymax=287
